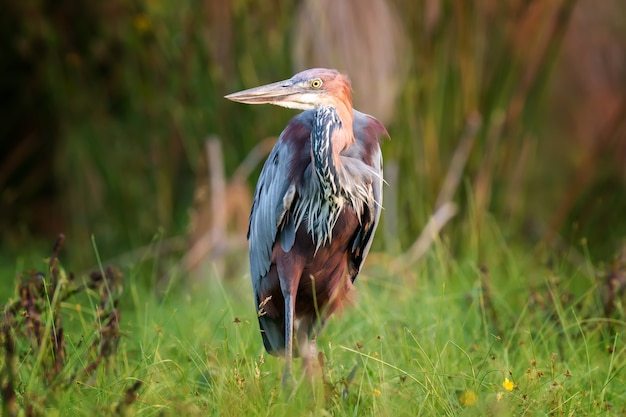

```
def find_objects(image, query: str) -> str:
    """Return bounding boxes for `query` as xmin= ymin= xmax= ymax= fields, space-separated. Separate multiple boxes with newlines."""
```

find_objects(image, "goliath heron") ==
xmin=225 ymin=68 xmax=387 ymax=384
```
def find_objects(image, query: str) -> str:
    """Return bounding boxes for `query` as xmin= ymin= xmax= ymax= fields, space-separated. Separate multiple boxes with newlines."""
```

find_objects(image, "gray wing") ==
xmin=248 ymin=145 xmax=295 ymax=285
xmin=348 ymin=110 xmax=387 ymax=279
xmin=248 ymin=113 xmax=313 ymax=288
xmin=247 ymin=138 xmax=298 ymax=356
xmin=353 ymin=146 xmax=383 ymax=275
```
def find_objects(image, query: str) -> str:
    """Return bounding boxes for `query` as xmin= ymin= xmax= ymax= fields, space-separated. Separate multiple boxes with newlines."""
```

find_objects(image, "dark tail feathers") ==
xmin=258 ymin=315 xmax=285 ymax=356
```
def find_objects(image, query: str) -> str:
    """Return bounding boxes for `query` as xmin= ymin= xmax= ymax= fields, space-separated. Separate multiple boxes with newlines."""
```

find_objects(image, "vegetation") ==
xmin=2 ymin=230 xmax=625 ymax=416
xmin=2 ymin=0 xmax=626 ymax=415
xmin=3 ymin=0 xmax=625 ymax=259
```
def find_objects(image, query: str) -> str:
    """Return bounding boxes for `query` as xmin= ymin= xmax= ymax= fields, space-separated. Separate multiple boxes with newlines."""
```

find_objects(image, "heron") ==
xmin=225 ymin=68 xmax=387 ymax=384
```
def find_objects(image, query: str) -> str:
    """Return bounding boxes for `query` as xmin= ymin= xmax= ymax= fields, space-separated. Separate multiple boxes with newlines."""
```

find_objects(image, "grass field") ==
xmin=2 ymin=223 xmax=625 ymax=417
xmin=3 ymin=1 xmax=626 ymax=416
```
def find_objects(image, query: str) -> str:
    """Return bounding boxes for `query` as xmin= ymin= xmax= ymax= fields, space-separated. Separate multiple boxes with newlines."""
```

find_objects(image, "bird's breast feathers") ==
xmin=290 ymin=161 xmax=375 ymax=253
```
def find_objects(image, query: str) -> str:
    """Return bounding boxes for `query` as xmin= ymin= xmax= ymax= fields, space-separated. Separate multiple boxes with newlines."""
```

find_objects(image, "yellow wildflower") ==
xmin=503 ymin=377 xmax=515 ymax=391
xmin=134 ymin=14 xmax=151 ymax=33
xmin=373 ymin=389 xmax=381 ymax=396
xmin=459 ymin=390 xmax=477 ymax=406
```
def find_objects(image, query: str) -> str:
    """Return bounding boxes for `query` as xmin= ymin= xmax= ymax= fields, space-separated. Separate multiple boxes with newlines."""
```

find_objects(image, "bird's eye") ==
xmin=310 ymin=78 xmax=323 ymax=89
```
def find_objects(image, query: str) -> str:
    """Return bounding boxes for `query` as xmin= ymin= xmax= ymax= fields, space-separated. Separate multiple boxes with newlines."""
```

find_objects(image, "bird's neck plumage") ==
xmin=312 ymin=103 xmax=353 ymax=173
xmin=311 ymin=104 xmax=355 ymax=196
xmin=312 ymin=107 xmax=340 ymax=192
xmin=293 ymin=105 xmax=354 ymax=252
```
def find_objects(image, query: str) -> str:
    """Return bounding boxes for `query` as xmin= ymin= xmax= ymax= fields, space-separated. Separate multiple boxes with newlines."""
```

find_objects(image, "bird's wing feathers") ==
xmin=347 ymin=111 xmax=387 ymax=280
xmin=248 ymin=114 xmax=313 ymax=289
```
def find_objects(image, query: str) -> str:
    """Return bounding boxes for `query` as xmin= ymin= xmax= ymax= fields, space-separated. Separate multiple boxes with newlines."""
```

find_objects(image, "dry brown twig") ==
xmin=184 ymin=136 xmax=276 ymax=275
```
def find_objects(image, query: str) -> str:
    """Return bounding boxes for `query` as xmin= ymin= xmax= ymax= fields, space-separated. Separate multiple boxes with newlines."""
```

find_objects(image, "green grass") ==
xmin=2 ymin=226 xmax=625 ymax=416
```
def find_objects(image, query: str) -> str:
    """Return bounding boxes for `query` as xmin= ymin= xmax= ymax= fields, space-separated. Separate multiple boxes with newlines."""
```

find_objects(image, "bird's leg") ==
xmin=277 ymin=258 xmax=303 ymax=387
xmin=282 ymin=291 xmax=296 ymax=387
xmin=296 ymin=318 xmax=317 ymax=379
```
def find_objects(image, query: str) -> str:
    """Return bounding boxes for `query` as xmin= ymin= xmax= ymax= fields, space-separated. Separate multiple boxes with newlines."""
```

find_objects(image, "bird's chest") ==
xmin=293 ymin=179 xmax=349 ymax=251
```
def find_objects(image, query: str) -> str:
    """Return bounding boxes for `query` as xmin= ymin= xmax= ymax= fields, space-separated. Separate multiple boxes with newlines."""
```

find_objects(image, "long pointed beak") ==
xmin=225 ymin=79 xmax=301 ymax=105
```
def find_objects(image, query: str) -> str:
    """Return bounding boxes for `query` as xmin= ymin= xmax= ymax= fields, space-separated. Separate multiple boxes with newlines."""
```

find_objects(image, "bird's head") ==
xmin=225 ymin=68 xmax=353 ymax=112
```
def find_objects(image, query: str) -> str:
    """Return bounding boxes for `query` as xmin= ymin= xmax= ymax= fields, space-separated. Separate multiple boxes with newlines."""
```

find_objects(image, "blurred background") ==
xmin=1 ymin=0 xmax=625 ymax=276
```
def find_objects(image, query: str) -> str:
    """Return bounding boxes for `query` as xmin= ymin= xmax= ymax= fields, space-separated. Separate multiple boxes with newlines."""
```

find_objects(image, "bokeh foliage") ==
xmin=1 ymin=0 xmax=625 ymax=265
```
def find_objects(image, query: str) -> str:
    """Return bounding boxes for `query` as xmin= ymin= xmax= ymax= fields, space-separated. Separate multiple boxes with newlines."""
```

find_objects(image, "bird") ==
xmin=225 ymin=68 xmax=387 ymax=384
